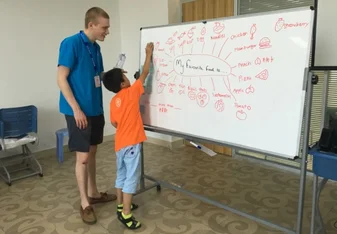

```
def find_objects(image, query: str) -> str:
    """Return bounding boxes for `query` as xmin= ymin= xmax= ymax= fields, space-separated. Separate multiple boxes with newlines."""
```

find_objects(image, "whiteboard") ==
xmin=139 ymin=7 xmax=314 ymax=159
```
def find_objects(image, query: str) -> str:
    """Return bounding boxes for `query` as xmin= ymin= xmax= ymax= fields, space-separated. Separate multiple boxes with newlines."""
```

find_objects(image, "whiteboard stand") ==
xmin=296 ymin=71 xmax=318 ymax=233
xmin=135 ymin=71 xmax=319 ymax=234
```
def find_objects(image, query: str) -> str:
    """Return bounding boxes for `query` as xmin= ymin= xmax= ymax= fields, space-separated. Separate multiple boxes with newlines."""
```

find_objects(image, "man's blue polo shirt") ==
xmin=57 ymin=31 xmax=104 ymax=117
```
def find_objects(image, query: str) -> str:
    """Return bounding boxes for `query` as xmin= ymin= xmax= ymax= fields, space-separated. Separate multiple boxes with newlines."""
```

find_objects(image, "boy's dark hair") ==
xmin=102 ymin=68 xmax=124 ymax=93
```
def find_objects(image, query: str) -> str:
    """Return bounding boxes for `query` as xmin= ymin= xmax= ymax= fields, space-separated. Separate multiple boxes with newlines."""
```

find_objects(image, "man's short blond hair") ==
xmin=85 ymin=7 xmax=110 ymax=29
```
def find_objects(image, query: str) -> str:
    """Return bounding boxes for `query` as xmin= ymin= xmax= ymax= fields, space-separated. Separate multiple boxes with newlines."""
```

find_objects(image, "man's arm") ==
xmin=57 ymin=39 xmax=87 ymax=129
xmin=138 ymin=42 xmax=154 ymax=84
xmin=57 ymin=66 xmax=80 ymax=111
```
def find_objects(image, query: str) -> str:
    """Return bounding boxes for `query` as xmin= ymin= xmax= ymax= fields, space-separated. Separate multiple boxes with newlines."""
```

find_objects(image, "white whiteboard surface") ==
xmin=314 ymin=0 xmax=337 ymax=66
xmin=139 ymin=7 xmax=314 ymax=159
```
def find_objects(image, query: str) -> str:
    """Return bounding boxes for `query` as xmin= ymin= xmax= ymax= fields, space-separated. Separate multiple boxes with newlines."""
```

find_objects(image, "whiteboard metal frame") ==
xmin=137 ymin=6 xmax=316 ymax=234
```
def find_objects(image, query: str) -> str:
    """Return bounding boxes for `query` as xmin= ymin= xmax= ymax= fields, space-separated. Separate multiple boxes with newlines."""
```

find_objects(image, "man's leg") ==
xmin=87 ymin=145 xmax=100 ymax=198
xmin=87 ymin=114 xmax=117 ymax=204
xmin=65 ymin=115 xmax=96 ymax=225
xmin=76 ymin=152 xmax=90 ymax=208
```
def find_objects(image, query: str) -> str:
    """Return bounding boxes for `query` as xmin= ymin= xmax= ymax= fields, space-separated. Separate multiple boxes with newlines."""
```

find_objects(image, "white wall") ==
xmin=0 ymin=0 xmax=121 ymax=151
xmin=168 ymin=0 xmax=181 ymax=24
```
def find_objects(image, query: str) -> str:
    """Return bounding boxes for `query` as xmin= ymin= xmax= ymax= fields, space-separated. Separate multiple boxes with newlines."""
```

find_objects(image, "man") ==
xmin=57 ymin=7 xmax=116 ymax=225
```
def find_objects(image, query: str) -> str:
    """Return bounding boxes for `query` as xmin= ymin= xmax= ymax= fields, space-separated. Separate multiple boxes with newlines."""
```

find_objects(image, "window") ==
xmin=238 ymin=0 xmax=314 ymax=15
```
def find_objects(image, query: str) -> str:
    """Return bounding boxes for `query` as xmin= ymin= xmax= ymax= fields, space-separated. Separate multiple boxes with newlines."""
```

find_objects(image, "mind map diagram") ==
xmin=143 ymin=17 xmax=309 ymax=121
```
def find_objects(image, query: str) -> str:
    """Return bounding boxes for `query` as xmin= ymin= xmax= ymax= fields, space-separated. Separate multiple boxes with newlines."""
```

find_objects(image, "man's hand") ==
xmin=73 ymin=108 xmax=88 ymax=129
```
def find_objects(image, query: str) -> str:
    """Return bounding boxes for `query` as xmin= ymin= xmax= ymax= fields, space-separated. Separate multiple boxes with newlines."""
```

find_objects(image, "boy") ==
xmin=102 ymin=42 xmax=154 ymax=230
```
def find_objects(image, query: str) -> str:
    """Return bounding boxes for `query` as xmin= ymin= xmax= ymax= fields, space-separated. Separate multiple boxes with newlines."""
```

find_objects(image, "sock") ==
xmin=117 ymin=204 xmax=123 ymax=212
xmin=117 ymin=203 xmax=136 ymax=212
xmin=122 ymin=212 xmax=141 ymax=228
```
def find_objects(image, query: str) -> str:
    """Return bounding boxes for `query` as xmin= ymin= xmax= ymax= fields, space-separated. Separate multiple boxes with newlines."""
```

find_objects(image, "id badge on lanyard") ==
xmin=80 ymin=32 xmax=101 ymax=88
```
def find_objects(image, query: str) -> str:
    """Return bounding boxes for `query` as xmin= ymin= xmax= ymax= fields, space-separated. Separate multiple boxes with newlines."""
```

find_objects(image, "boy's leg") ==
xmin=118 ymin=144 xmax=142 ymax=229
xmin=115 ymin=147 xmax=127 ymax=211
xmin=87 ymin=115 xmax=117 ymax=203
xmin=65 ymin=115 xmax=96 ymax=225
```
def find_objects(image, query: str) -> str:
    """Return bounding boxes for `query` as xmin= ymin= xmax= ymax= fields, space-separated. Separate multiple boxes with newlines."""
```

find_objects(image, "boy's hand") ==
xmin=145 ymin=42 xmax=154 ymax=56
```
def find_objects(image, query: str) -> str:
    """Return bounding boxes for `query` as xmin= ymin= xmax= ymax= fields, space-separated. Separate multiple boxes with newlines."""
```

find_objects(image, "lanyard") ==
xmin=80 ymin=32 xmax=99 ymax=75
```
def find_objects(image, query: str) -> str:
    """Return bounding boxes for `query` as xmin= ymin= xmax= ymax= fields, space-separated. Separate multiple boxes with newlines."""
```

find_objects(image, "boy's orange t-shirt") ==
xmin=110 ymin=79 xmax=147 ymax=152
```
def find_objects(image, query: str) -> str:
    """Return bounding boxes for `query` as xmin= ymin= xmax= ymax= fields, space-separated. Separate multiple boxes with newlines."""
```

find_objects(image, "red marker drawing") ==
xmin=275 ymin=18 xmax=285 ymax=32
xmin=196 ymin=92 xmax=209 ymax=107
xmin=245 ymin=85 xmax=255 ymax=94
xmin=188 ymin=91 xmax=197 ymax=100
xmin=215 ymin=99 xmax=224 ymax=112
xmin=255 ymin=57 xmax=261 ymax=65
xmin=166 ymin=37 xmax=175 ymax=45
xmin=155 ymin=42 xmax=160 ymax=50
xmin=250 ymin=24 xmax=257 ymax=40
xmin=187 ymin=26 xmax=196 ymax=38
xmin=236 ymin=110 xmax=247 ymax=120
xmin=259 ymin=37 xmax=271 ymax=49
xmin=157 ymin=82 xmax=166 ymax=94
xmin=201 ymin=27 xmax=206 ymax=35
xmin=255 ymin=69 xmax=269 ymax=80
xmin=213 ymin=22 xmax=225 ymax=34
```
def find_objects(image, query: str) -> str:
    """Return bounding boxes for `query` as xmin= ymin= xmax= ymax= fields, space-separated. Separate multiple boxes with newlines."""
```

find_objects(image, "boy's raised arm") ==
xmin=138 ymin=42 xmax=154 ymax=84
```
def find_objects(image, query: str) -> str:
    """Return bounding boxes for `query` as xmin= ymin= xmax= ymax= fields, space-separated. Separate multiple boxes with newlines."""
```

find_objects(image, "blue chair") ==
xmin=55 ymin=128 xmax=68 ymax=163
xmin=0 ymin=105 xmax=43 ymax=186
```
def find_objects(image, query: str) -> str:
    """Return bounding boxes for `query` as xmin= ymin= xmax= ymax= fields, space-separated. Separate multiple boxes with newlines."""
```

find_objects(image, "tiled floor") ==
xmin=0 ymin=141 xmax=336 ymax=234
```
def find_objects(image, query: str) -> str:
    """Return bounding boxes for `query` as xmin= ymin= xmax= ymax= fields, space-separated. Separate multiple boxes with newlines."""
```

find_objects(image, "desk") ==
xmin=309 ymin=146 xmax=337 ymax=234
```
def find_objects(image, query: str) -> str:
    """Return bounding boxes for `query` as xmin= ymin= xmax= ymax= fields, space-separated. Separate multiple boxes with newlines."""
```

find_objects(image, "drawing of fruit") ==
xmin=213 ymin=22 xmax=225 ymax=34
xmin=236 ymin=110 xmax=247 ymax=120
xmin=255 ymin=57 xmax=261 ymax=65
xmin=275 ymin=18 xmax=285 ymax=32
xmin=196 ymin=92 xmax=209 ymax=107
xmin=215 ymin=99 xmax=224 ymax=112
xmin=245 ymin=85 xmax=255 ymax=94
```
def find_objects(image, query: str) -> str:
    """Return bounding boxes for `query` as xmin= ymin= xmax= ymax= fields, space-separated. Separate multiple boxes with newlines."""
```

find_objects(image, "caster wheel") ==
xmin=156 ymin=185 xmax=161 ymax=192
xmin=39 ymin=173 xmax=43 ymax=177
